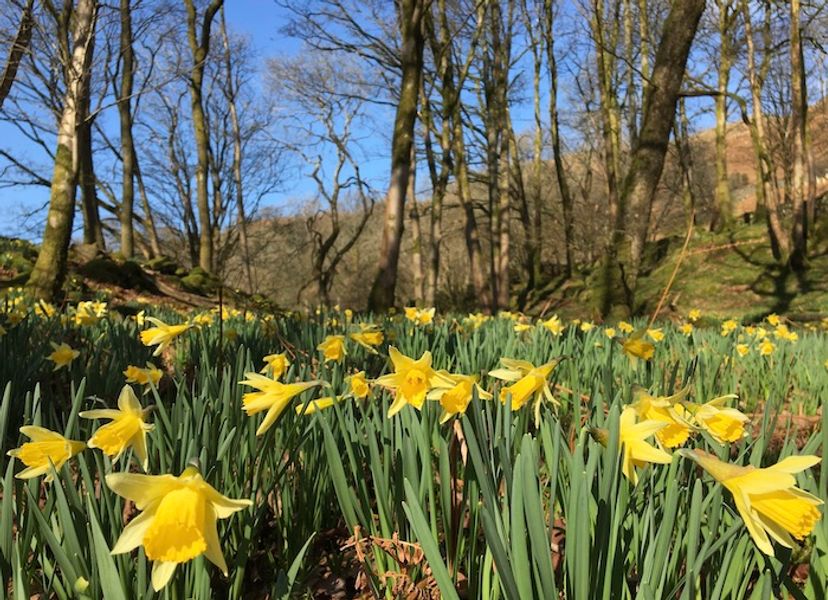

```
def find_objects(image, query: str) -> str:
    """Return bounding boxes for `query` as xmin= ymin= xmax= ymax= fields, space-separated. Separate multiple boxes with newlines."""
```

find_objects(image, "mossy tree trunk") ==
xmin=184 ymin=0 xmax=224 ymax=274
xmin=118 ymin=0 xmax=136 ymax=258
xmin=367 ymin=0 xmax=426 ymax=312
xmin=712 ymin=0 xmax=736 ymax=231
xmin=789 ymin=0 xmax=808 ymax=271
xmin=600 ymin=0 xmax=705 ymax=315
xmin=28 ymin=0 xmax=98 ymax=301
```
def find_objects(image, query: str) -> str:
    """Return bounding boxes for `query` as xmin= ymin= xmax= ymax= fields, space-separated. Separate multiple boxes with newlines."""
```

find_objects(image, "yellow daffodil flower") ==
xmin=679 ymin=322 xmax=693 ymax=336
xmin=682 ymin=395 xmax=748 ymax=444
xmin=295 ymin=395 xmax=344 ymax=415
xmin=591 ymin=407 xmax=673 ymax=485
xmin=47 ymin=342 xmax=80 ymax=370
xmin=124 ymin=365 xmax=163 ymax=388
xmin=7 ymin=426 xmax=86 ymax=481
xmin=542 ymin=314 xmax=565 ymax=336
xmin=34 ymin=301 xmax=56 ymax=318
xmin=688 ymin=309 xmax=701 ymax=322
xmin=604 ymin=327 xmax=617 ymax=339
xmin=317 ymin=335 xmax=346 ymax=363
xmin=347 ymin=371 xmax=371 ymax=399
xmin=618 ymin=320 xmax=635 ymax=334
xmin=427 ymin=373 xmax=492 ymax=424
xmin=192 ymin=312 xmax=214 ymax=327
xmin=404 ymin=307 xmax=436 ymax=326
xmin=74 ymin=301 xmax=100 ymax=326
xmin=647 ymin=328 xmax=665 ymax=342
xmin=620 ymin=330 xmax=654 ymax=363
xmin=735 ymin=344 xmax=749 ymax=357
xmin=80 ymin=385 xmax=154 ymax=471
xmin=135 ymin=310 xmax=146 ymax=326
xmin=766 ymin=313 xmax=780 ymax=327
xmin=106 ymin=465 xmax=252 ymax=591
xmin=349 ymin=324 xmax=384 ymax=352
xmin=374 ymin=347 xmax=451 ymax=418
xmin=238 ymin=374 xmax=321 ymax=435
xmin=721 ymin=319 xmax=738 ymax=336
xmin=680 ymin=449 xmax=822 ymax=556
xmin=140 ymin=317 xmax=192 ymax=356
xmin=514 ymin=322 xmax=532 ymax=334
xmin=489 ymin=357 xmax=561 ymax=414
xmin=580 ymin=321 xmax=594 ymax=332
xmin=627 ymin=386 xmax=692 ymax=449
xmin=260 ymin=352 xmax=290 ymax=379
xmin=759 ymin=339 xmax=775 ymax=356
xmin=465 ymin=312 xmax=489 ymax=330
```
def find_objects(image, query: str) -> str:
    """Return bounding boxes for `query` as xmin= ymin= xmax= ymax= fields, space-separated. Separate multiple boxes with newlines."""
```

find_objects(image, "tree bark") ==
xmin=789 ymin=0 xmax=808 ymax=271
xmin=184 ymin=0 xmax=223 ymax=273
xmin=0 ymin=0 xmax=34 ymax=111
xmin=367 ymin=0 xmax=426 ymax=311
xmin=118 ymin=0 xmax=136 ymax=257
xmin=28 ymin=0 xmax=98 ymax=300
xmin=712 ymin=0 xmax=735 ymax=231
xmin=604 ymin=0 xmax=705 ymax=313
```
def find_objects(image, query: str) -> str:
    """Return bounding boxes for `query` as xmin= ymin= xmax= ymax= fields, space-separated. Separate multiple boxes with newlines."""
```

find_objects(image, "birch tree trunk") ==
xmin=118 ymin=0 xmax=136 ymax=257
xmin=368 ymin=0 xmax=426 ymax=311
xmin=28 ymin=0 xmax=98 ymax=300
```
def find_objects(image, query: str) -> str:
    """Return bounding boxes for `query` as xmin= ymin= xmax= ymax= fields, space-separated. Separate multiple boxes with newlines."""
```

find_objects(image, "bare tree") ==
xmin=28 ymin=0 xmax=98 ymax=299
xmin=0 ymin=0 xmax=33 ymax=111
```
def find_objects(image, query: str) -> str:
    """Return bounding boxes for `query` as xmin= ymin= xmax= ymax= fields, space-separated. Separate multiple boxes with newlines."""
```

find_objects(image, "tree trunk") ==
xmin=741 ymin=0 xmax=787 ymax=261
xmin=712 ymin=0 xmax=734 ymax=231
xmin=611 ymin=0 xmax=706 ymax=312
xmin=77 ymin=109 xmax=104 ymax=249
xmin=789 ymin=0 xmax=807 ymax=271
xmin=408 ymin=145 xmax=425 ymax=304
xmin=0 ymin=0 xmax=34 ymax=111
xmin=544 ymin=0 xmax=574 ymax=277
xmin=28 ymin=0 xmax=98 ymax=300
xmin=219 ymin=8 xmax=255 ymax=292
xmin=367 ymin=0 xmax=426 ymax=311
xmin=118 ymin=0 xmax=136 ymax=257
xmin=184 ymin=0 xmax=223 ymax=274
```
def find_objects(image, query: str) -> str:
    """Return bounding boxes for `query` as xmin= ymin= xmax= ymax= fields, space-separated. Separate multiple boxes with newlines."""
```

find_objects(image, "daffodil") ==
xmin=542 ymin=315 xmax=564 ymax=336
xmin=580 ymin=321 xmax=594 ymax=332
xmin=766 ymin=313 xmax=781 ymax=327
xmin=759 ymin=339 xmax=775 ymax=356
xmin=591 ymin=407 xmax=673 ymax=485
xmin=73 ymin=301 xmax=100 ymax=326
xmin=260 ymin=352 xmax=290 ymax=379
xmin=192 ymin=312 xmax=214 ymax=327
xmin=620 ymin=330 xmax=654 ymax=363
xmin=465 ymin=312 xmax=489 ymax=330
xmin=140 ymin=317 xmax=192 ymax=356
xmin=317 ymin=335 xmax=346 ymax=363
xmin=688 ymin=309 xmax=701 ymax=322
xmin=349 ymin=324 xmax=384 ymax=352
xmin=604 ymin=327 xmax=616 ymax=339
xmin=618 ymin=320 xmax=635 ymax=334
xmin=489 ymin=358 xmax=561 ymax=413
xmin=7 ymin=426 xmax=86 ymax=481
xmin=47 ymin=342 xmax=80 ymax=370
xmin=106 ymin=465 xmax=252 ymax=590
xmin=680 ymin=449 xmax=822 ymax=556
xmin=735 ymin=344 xmax=749 ymax=357
xmin=374 ymin=347 xmax=451 ymax=418
xmin=404 ymin=307 xmax=435 ymax=326
xmin=80 ymin=385 xmax=154 ymax=471
xmin=721 ymin=319 xmax=738 ymax=336
xmin=34 ymin=301 xmax=56 ymax=318
xmin=238 ymin=374 xmax=321 ymax=435
xmin=295 ymin=395 xmax=345 ymax=415
xmin=647 ymin=328 xmax=664 ymax=342
xmin=514 ymin=322 xmax=532 ymax=334
xmin=679 ymin=322 xmax=693 ymax=336
xmin=124 ymin=365 xmax=163 ymax=388
xmin=427 ymin=373 xmax=492 ymax=424
xmin=347 ymin=371 xmax=370 ymax=399
xmin=627 ymin=386 xmax=692 ymax=449
xmin=682 ymin=394 xmax=748 ymax=444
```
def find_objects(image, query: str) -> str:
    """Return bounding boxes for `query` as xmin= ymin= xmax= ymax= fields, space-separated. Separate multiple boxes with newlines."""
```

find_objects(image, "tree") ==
xmin=0 ymin=0 xmax=33 ymax=112
xmin=183 ymin=0 xmax=223 ymax=273
xmin=28 ymin=0 xmax=98 ymax=300
xmin=598 ymin=0 xmax=706 ymax=314
xmin=367 ymin=0 xmax=427 ymax=311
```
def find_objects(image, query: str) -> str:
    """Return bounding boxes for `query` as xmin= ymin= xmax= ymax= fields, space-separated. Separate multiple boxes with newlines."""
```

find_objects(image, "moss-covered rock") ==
xmin=77 ymin=256 xmax=159 ymax=293
xmin=146 ymin=255 xmax=180 ymax=276
xmin=180 ymin=267 xmax=220 ymax=295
